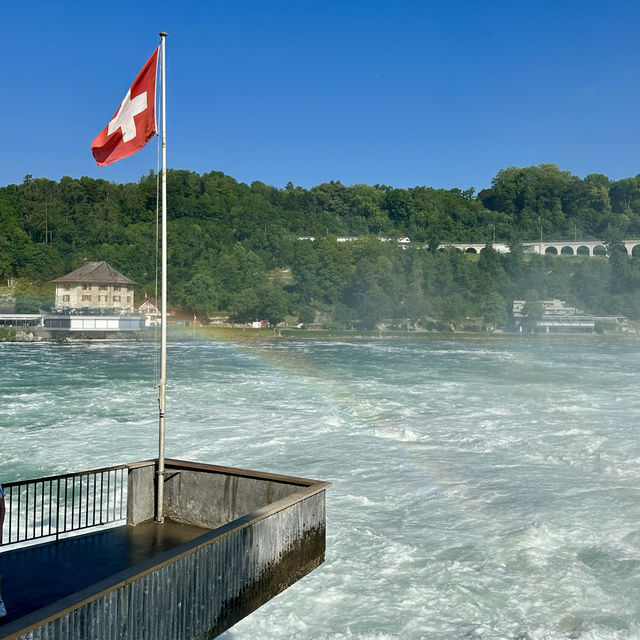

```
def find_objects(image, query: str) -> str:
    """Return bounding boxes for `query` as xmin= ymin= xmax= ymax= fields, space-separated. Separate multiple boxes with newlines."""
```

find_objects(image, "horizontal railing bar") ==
xmin=131 ymin=457 xmax=327 ymax=488
xmin=2 ymin=464 xmax=129 ymax=489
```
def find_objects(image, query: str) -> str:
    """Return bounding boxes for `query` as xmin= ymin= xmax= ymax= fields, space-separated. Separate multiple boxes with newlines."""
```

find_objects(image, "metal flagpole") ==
xmin=156 ymin=31 xmax=168 ymax=523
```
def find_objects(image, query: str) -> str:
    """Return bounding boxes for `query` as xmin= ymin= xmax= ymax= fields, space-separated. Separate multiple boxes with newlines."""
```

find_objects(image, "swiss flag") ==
xmin=91 ymin=48 xmax=158 ymax=166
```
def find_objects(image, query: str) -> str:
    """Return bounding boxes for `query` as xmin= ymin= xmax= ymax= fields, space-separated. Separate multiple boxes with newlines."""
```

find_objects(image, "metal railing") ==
xmin=1 ymin=464 xmax=128 ymax=547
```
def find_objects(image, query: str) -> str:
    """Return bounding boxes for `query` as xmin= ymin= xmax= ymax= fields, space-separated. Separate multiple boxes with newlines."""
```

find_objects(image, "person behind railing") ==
xmin=0 ymin=483 xmax=5 ymax=617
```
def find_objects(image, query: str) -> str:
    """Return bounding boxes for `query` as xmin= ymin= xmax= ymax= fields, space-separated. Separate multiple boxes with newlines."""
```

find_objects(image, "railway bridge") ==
xmin=438 ymin=240 xmax=640 ymax=257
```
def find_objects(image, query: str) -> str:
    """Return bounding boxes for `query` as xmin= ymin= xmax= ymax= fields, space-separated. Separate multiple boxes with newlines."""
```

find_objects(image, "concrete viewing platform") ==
xmin=0 ymin=520 xmax=209 ymax=627
xmin=0 ymin=459 xmax=330 ymax=640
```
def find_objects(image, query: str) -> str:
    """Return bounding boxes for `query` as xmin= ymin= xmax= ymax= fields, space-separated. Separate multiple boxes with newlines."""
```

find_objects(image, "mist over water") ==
xmin=2 ymin=337 xmax=640 ymax=639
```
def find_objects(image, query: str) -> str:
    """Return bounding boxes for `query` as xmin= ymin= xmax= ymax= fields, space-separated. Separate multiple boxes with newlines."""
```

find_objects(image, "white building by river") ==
xmin=51 ymin=260 xmax=136 ymax=313
xmin=512 ymin=299 xmax=627 ymax=333
xmin=40 ymin=260 xmax=145 ymax=338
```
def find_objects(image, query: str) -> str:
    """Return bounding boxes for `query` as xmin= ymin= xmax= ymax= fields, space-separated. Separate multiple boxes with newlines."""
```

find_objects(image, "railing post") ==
xmin=8 ymin=486 xmax=12 ymax=544
xmin=55 ymin=479 xmax=61 ymax=542
xmin=17 ymin=484 xmax=21 ymax=543
xmin=40 ymin=481 xmax=45 ymax=538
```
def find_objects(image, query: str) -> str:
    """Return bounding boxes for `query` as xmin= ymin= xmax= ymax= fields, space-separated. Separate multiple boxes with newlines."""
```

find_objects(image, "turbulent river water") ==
xmin=2 ymin=336 xmax=640 ymax=639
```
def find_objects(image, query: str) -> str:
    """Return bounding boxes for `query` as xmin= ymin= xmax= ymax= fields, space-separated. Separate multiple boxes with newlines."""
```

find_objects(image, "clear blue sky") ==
xmin=4 ymin=0 xmax=640 ymax=192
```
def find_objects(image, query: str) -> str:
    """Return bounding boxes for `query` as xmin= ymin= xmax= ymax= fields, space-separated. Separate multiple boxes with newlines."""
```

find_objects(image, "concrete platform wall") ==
xmin=3 ymin=460 xmax=329 ymax=640
xmin=127 ymin=459 xmax=306 ymax=528
xmin=164 ymin=467 xmax=302 ymax=529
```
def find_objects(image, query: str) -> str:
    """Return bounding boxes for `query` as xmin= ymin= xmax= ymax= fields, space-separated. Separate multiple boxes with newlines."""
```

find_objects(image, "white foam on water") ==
xmin=4 ymin=339 xmax=640 ymax=638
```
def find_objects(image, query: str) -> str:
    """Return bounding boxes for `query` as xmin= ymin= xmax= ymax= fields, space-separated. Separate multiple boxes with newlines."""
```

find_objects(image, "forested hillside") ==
xmin=3 ymin=164 xmax=640 ymax=328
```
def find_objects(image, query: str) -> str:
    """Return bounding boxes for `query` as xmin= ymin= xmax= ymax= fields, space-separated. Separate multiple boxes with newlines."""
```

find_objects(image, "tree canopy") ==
xmin=2 ymin=164 xmax=640 ymax=328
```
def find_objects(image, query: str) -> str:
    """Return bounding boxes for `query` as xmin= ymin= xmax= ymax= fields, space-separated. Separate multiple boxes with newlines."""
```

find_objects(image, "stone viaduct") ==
xmin=438 ymin=240 xmax=640 ymax=257
xmin=301 ymin=236 xmax=640 ymax=257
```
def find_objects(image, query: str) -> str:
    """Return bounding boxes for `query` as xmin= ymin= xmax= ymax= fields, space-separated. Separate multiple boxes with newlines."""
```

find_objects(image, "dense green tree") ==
xmin=477 ymin=244 xmax=507 ymax=297
xmin=433 ymin=293 xmax=469 ymax=330
xmin=298 ymin=306 xmax=315 ymax=325
xmin=290 ymin=241 xmax=322 ymax=305
xmin=228 ymin=289 xmax=260 ymax=323
xmin=314 ymin=237 xmax=355 ymax=305
xmin=521 ymin=295 xmax=544 ymax=332
xmin=254 ymin=284 xmax=291 ymax=326
xmin=481 ymin=292 xmax=508 ymax=331
xmin=4 ymin=164 xmax=640 ymax=330
xmin=14 ymin=295 xmax=43 ymax=313
xmin=177 ymin=273 xmax=219 ymax=318
xmin=213 ymin=244 xmax=266 ymax=306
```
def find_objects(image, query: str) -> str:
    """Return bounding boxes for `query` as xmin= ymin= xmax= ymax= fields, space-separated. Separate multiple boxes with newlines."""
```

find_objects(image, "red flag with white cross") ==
xmin=91 ymin=48 xmax=158 ymax=166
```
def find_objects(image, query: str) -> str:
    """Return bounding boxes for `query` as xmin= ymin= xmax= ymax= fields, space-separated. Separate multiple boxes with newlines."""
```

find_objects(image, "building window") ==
xmin=82 ymin=284 xmax=91 ymax=290
xmin=99 ymin=295 xmax=107 ymax=302
xmin=62 ymin=295 xmax=70 ymax=302
xmin=82 ymin=295 xmax=91 ymax=301
xmin=63 ymin=285 xmax=70 ymax=290
xmin=113 ymin=286 xmax=121 ymax=291
xmin=126 ymin=296 xmax=132 ymax=303
xmin=113 ymin=295 xmax=121 ymax=302
xmin=99 ymin=285 xmax=108 ymax=291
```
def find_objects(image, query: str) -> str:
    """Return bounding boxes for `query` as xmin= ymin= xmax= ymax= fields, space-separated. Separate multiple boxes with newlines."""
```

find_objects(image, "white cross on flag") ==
xmin=91 ymin=48 xmax=158 ymax=166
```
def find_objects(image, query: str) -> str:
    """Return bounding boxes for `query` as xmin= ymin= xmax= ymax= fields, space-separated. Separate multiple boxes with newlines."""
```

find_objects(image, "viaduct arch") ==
xmin=438 ymin=240 xmax=640 ymax=257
